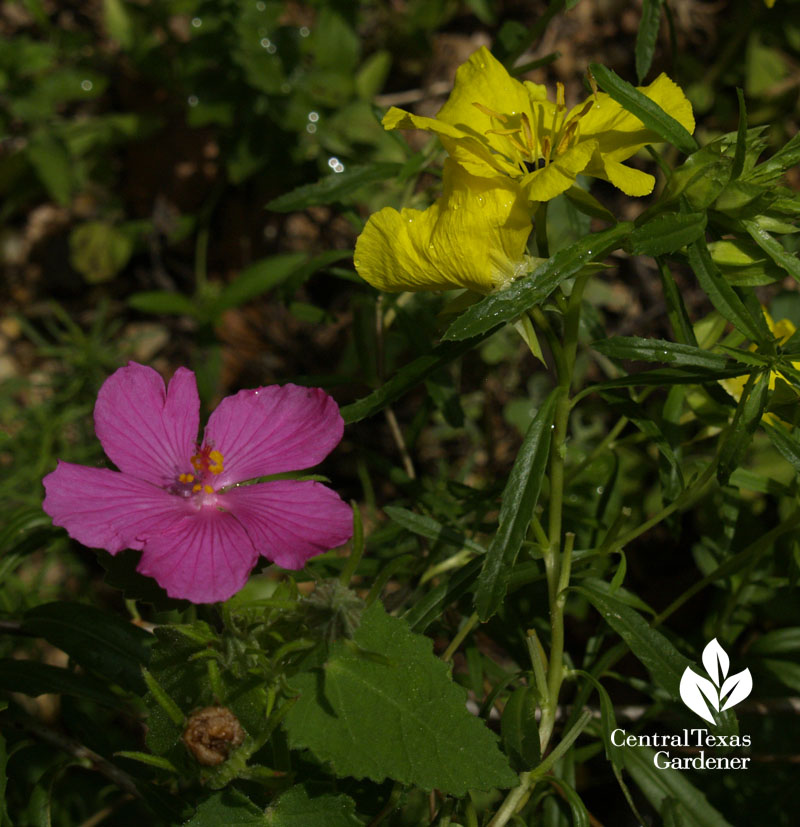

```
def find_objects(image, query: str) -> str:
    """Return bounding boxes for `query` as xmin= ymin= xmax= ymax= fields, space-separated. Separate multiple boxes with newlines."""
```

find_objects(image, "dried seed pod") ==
xmin=182 ymin=706 xmax=245 ymax=766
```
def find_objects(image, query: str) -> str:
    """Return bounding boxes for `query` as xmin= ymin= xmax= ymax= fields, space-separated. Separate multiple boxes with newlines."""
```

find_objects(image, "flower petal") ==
xmin=137 ymin=509 xmax=258 ymax=603
xmin=42 ymin=461 xmax=189 ymax=553
xmin=94 ymin=363 xmax=199 ymax=486
xmin=203 ymin=385 xmax=344 ymax=486
xmin=523 ymin=141 xmax=597 ymax=201
xmin=585 ymin=155 xmax=655 ymax=197
xmin=578 ymin=74 xmax=695 ymax=162
xmin=354 ymin=160 xmax=532 ymax=293
xmin=222 ymin=480 xmax=352 ymax=569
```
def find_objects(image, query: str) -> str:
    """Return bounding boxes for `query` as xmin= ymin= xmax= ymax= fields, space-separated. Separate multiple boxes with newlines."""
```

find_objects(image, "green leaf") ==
xmin=731 ymin=89 xmax=747 ymax=181
xmin=574 ymin=581 xmax=691 ymax=697
xmin=763 ymin=421 xmax=800 ymax=475
xmin=403 ymin=557 xmax=484 ymax=632
xmin=687 ymin=238 xmax=767 ymax=343
xmin=21 ymin=602 xmax=151 ymax=694
xmin=185 ymin=789 xmax=268 ymax=826
xmin=26 ymin=132 xmax=74 ymax=205
xmin=501 ymin=685 xmax=541 ymax=770
xmin=216 ymin=253 xmax=308 ymax=311
xmin=563 ymin=184 xmax=616 ymax=223
xmin=746 ymin=132 xmax=800 ymax=186
xmin=586 ymin=364 xmax=749 ymax=391
xmin=383 ymin=506 xmax=486 ymax=555
xmin=267 ymin=164 xmax=402 ymax=212
xmin=635 ymin=0 xmax=663 ymax=82
xmin=742 ymin=219 xmax=800 ymax=285
xmin=443 ymin=223 xmax=632 ymax=341
xmin=630 ymin=212 xmax=707 ymax=256
xmin=341 ymin=331 xmax=496 ymax=423
xmin=128 ymin=291 xmax=197 ymax=317
xmin=474 ymin=389 xmax=558 ymax=620
xmin=284 ymin=601 xmax=517 ymax=794
xmin=622 ymin=746 xmax=734 ymax=827
xmin=0 ymin=659 xmax=123 ymax=708
xmin=588 ymin=64 xmax=698 ymax=155
xmin=717 ymin=371 xmax=769 ymax=485
xmin=748 ymin=628 xmax=800 ymax=656
xmin=103 ymin=0 xmax=134 ymax=49
xmin=591 ymin=337 xmax=728 ymax=370
xmin=355 ymin=50 xmax=391 ymax=100
xmin=657 ymin=259 xmax=698 ymax=346
xmin=69 ymin=221 xmax=134 ymax=283
xmin=265 ymin=785 xmax=362 ymax=827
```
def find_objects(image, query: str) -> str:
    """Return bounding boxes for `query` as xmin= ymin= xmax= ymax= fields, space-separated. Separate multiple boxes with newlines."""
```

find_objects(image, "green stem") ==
xmin=441 ymin=612 xmax=479 ymax=663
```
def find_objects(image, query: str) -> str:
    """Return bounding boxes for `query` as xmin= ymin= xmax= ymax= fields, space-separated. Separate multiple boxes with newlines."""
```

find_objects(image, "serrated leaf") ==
xmin=185 ymin=789 xmax=268 ymax=826
xmin=22 ymin=601 xmax=151 ymax=694
xmin=284 ymin=601 xmax=517 ymax=795
xmin=266 ymin=164 xmax=402 ymax=212
xmin=635 ymin=0 xmax=663 ymax=82
xmin=443 ymin=223 xmax=632 ymax=341
xmin=630 ymin=212 xmax=707 ymax=256
xmin=591 ymin=337 xmax=728 ymax=370
xmin=341 ymin=330 xmax=496 ymax=423
xmin=588 ymin=64 xmax=698 ymax=155
xmin=265 ymin=785 xmax=361 ymax=827
xmin=474 ymin=389 xmax=558 ymax=620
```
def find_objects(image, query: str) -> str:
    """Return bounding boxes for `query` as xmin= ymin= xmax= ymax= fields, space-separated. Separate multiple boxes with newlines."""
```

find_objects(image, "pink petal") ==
xmin=136 ymin=509 xmax=258 ymax=603
xmin=94 ymin=362 xmax=199 ymax=487
xmin=42 ymin=461 xmax=189 ymax=553
xmin=222 ymin=480 xmax=352 ymax=569
xmin=203 ymin=385 xmax=344 ymax=486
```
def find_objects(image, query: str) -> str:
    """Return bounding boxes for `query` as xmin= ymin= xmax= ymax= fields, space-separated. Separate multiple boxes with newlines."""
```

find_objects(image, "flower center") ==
xmin=168 ymin=445 xmax=225 ymax=499
xmin=473 ymin=82 xmax=594 ymax=176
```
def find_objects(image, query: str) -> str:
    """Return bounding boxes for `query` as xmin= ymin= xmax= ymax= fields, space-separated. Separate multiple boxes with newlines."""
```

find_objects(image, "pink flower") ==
xmin=42 ymin=362 xmax=353 ymax=603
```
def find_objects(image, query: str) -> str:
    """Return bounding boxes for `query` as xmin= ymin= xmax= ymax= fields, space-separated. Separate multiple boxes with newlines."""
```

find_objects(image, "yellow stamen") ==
xmin=472 ymin=102 xmax=508 ymax=122
xmin=556 ymin=82 xmax=565 ymax=109
xmin=542 ymin=136 xmax=552 ymax=167
xmin=588 ymin=69 xmax=599 ymax=101
xmin=520 ymin=112 xmax=534 ymax=155
xmin=486 ymin=128 xmax=529 ymax=156
xmin=208 ymin=450 xmax=224 ymax=475
xmin=192 ymin=483 xmax=202 ymax=493
xmin=179 ymin=473 xmax=195 ymax=483
xmin=203 ymin=484 xmax=214 ymax=494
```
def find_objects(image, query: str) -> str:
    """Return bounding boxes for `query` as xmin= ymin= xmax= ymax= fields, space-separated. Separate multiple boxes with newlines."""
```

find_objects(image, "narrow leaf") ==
xmin=383 ymin=506 xmax=486 ymax=555
xmin=731 ymin=88 xmax=747 ymax=180
xmin=630 ymin=211 xmax=706 ymax=256
xmin=657 ymin=259 xmax=698 ymax=346
xmin=341 ymin=331 xmax=497 ymax=422
xmin=635 ymin=0 xmax=663 ymax=82
xmin=742 ymin=219 xmax=800 ymax=284
xmin=717 ymin=371 xmax=769 ymax=485
xmin=444 ymin=223 xmax=632 ymax=341
xmin=474 ymin=389 xmax=559 ymax=620
xmin=266 ymin=164 xmax=402 ymax=212
xmin=763 ymin=421 xmax=800 ymax=475
xmin=574 ymin=581 xmax=691 ymax=696
xmin=592 ymin=337 xmax=728 ymax=370
xmin=687 ymin=238 xmax=767 ymax=343
xmin=589 ymin=63 xmax=698 ymax=155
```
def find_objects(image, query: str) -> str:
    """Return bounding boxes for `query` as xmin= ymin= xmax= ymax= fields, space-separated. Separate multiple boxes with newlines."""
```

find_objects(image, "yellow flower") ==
xmin=354 ymin=159 xmax=532 ymax=293
xmin=383 ymin=46 xmax=695 ymax=200
xmin=720 ymin=310 xmax=799 ymax=406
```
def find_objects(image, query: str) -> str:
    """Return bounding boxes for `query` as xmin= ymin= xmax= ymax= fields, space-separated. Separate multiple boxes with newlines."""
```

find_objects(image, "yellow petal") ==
xmin=382 ymin=106 xmax=518 ymax=179
xmin=354 ymin=161 xmax=532 ymax=294
xmin=522 ymin=141 xmax=597 ymax=201
xmin=436 ymin=47 xmax=531 ymax=134
xmin=584 ymin=155 xmax=656 ymax=196
xmin=578 ymin=74 xmax=695 ymax=161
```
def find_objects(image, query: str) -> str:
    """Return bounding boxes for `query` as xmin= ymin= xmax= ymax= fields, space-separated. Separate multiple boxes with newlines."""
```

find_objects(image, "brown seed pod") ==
xmin=181 ymin=706 xmax=245 ymax=766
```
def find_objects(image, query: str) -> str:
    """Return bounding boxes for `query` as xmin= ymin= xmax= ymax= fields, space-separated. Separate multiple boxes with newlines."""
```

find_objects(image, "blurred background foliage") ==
xmin=2 ymin=0 xmax=800 ymax=824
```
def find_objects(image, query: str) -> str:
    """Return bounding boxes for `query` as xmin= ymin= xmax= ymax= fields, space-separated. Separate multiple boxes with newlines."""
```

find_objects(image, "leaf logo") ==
xmin=679 ymin=639 xmax=753 ymax=725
